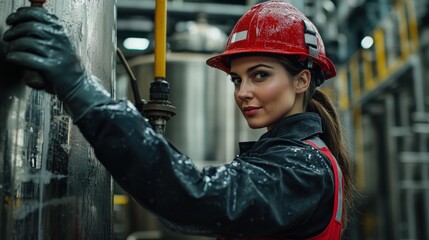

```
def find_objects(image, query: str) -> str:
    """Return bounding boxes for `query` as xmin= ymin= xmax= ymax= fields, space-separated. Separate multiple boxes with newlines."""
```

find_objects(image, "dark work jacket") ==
xmin=77 ymin=100 xmax=335 ymax=239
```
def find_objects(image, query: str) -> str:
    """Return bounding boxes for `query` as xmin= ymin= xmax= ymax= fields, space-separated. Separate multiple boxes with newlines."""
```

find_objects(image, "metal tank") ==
xmin=0 ymin=1 xmax=116 ymax=239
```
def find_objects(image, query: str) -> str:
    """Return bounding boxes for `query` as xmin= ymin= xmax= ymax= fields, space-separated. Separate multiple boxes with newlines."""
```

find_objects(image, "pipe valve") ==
xmin=142 ymin=78 xmax=176 ymax=134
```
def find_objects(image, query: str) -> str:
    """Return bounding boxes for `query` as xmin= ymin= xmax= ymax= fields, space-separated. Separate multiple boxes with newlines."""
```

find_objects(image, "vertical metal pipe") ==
xmin=385 ymin=94 xmax=400 ymax=240
xmin=143 ymin=0 xmax=176 ymax=134
xmin=411 ymin=54 xmax=429 ymax=240
xmin=0 ymin=0 xmax=116 ymax=239
xmin=400 ymin=90 xmax=417 ymax=239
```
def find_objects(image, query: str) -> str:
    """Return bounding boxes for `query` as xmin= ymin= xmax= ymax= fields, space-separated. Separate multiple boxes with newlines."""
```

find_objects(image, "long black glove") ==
xmin=2 ymin=7 xmax=111 ymax=121
xmin=0 ymin=38 xmax=23 ymax=89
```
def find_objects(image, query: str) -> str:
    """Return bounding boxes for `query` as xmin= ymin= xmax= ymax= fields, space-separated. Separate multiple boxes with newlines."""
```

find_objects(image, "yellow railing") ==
xmin=336 ymin=0 xmax=419 ymax=191
xmin=338 ymin=0 xmax=419 ymax=110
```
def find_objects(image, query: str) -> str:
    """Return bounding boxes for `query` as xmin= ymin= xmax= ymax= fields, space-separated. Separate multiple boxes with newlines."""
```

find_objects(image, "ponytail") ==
xmin=277 ymin=55 xmax=355 ymax=229
xmin=306 ymin=89 xmax=355 ymax=229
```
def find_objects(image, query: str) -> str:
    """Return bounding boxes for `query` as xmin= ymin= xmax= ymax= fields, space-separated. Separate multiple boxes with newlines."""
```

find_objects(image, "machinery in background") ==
xmin=336 ymin=0 xmax=429 ymax=239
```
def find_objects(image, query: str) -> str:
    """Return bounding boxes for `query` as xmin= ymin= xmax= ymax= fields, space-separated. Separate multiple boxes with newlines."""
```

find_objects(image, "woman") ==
xmin=2 ymin=0 xmax=354 ymax=239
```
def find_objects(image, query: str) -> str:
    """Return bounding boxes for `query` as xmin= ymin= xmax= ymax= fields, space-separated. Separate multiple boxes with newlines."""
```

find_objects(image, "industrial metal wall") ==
xmin=0 ymin=1 xmax=116 ymax=239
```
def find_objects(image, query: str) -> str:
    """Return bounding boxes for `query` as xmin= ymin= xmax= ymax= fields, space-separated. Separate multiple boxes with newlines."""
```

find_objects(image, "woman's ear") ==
xmin=294 ymin=69 xmax=311 ymax=94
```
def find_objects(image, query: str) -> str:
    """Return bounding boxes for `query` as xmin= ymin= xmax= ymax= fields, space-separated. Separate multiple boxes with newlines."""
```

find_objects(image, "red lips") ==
xmin=243 ymin=106 xmax=261 ymax=117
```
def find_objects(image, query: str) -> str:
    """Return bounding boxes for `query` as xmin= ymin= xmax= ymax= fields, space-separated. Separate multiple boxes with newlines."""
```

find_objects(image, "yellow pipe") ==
xmin=349 ymin=54 xmax=360 ymax=104
xmin=338 ymin=69 xmax=349 ymax=111
xmin=154 ymin=0 xmax=167 ymax=79
xmin=362 ymin=50 xmax=375 ymax=92
xmin=406 ymin=0 xmax=419 ymax=52
xmin=353 ymin=107 xmax=365 ymax=190
xmin=114 ymin=194 xmax=129 ymax=205
xmin=397 ymin=2 xmax=409 ymax=60
xmin=374 ymin=28 xmax=387 ymax=80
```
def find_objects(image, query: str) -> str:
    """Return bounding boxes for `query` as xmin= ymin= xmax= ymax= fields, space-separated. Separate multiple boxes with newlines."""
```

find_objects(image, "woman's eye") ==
xmin=230 ymin=76 xmax=241 ymax=85
xmin=253 ymin=71 xmax=269 ymax=80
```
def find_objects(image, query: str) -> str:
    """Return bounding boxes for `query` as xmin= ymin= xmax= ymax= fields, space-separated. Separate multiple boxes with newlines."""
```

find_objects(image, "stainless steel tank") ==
xmin=0 ymin=1 xmax=116 ymax=239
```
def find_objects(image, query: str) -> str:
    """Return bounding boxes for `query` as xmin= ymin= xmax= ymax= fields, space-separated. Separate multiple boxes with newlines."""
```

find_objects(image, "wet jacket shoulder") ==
xmin=76 ymin=100 xmax=335 ymax=239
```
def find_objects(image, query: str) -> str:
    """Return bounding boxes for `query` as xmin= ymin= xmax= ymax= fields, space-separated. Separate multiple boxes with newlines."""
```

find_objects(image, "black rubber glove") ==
xmin=2 ymin=7 xmax=112 ymax=121
xmin=0 ymin=38 xmax=23 ymax=89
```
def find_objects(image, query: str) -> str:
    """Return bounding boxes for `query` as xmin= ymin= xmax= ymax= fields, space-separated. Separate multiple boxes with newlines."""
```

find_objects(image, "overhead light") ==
xmin=361 ymin=36 xmax=374 ymax=49
xmin=123 ymin=37 xmax=150 ymax=51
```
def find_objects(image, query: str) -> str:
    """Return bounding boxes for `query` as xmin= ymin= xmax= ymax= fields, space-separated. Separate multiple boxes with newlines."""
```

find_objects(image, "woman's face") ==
xmin=230 ymin=56 xmax=305 ymax=130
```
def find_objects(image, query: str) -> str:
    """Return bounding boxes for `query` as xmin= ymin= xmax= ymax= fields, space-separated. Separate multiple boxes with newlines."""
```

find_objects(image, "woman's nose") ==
xmin=236 ymin=81 xmax=254 ymax=100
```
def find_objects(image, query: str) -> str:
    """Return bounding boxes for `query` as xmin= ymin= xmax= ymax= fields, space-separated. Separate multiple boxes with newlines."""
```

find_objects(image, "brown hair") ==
xmin=278 ymin=55 xmax=356 ymax=231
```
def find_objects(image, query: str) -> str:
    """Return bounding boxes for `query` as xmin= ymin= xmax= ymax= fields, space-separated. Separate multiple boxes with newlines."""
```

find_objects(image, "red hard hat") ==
xmin=206 ymin=0 xmax=336 ymax=79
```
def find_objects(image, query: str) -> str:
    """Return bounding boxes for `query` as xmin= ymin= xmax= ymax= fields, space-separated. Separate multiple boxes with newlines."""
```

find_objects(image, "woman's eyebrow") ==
xmin=230 ymin=64 xmax=274 ymax=76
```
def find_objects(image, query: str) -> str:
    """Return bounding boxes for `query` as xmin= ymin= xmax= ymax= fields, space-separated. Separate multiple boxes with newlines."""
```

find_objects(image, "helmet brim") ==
xmin=206 ymin=49 xmax=336 ymax=79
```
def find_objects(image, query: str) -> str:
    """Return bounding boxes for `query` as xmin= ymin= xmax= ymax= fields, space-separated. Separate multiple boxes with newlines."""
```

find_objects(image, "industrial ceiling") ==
xmin=116 ymin=0 xmax=395 ymax=65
